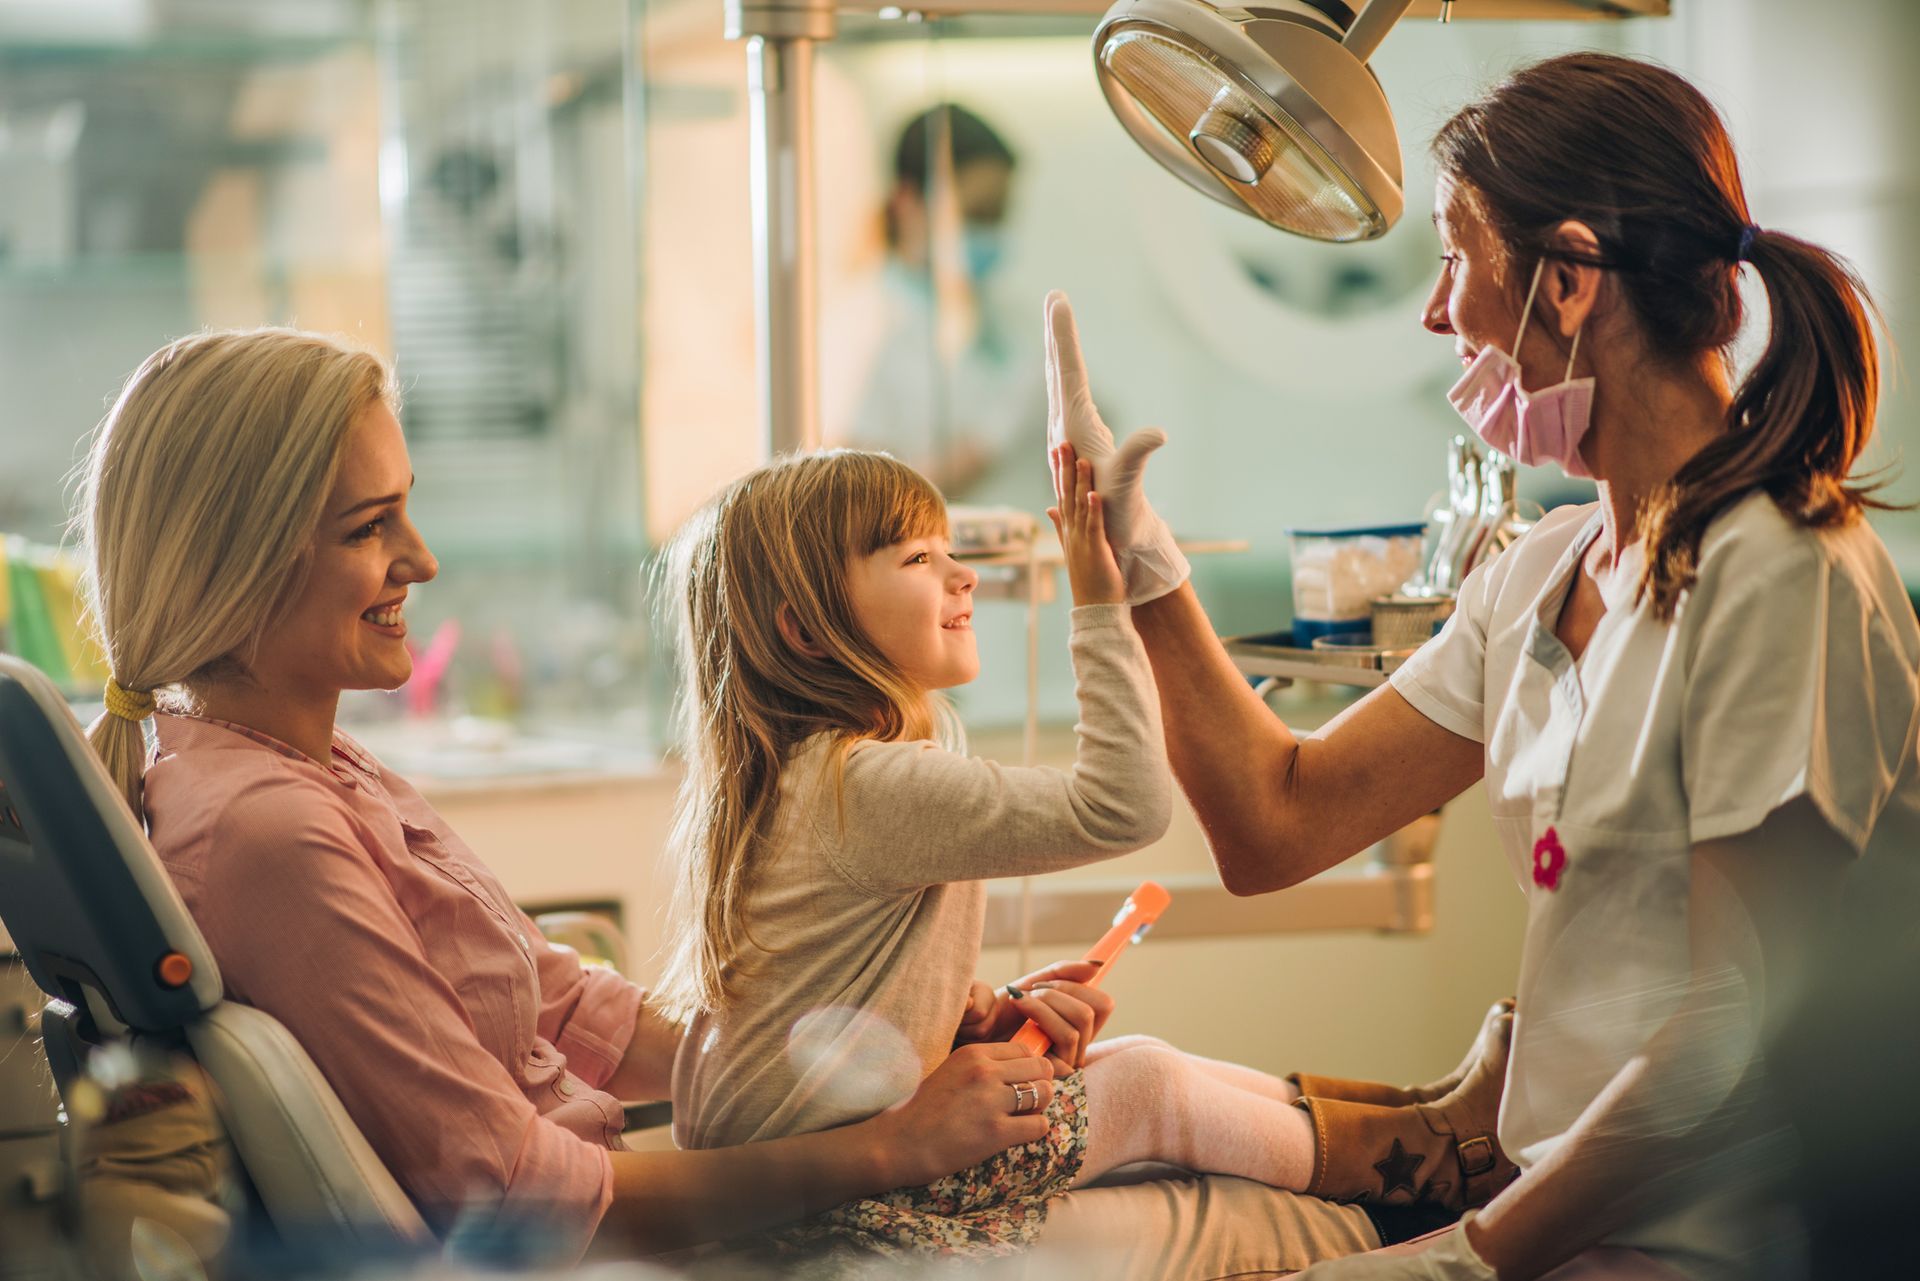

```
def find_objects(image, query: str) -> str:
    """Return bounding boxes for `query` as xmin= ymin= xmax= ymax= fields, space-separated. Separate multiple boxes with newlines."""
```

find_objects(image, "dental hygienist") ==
xmin=1048 ymin=52 xmax=1920 ymax=1281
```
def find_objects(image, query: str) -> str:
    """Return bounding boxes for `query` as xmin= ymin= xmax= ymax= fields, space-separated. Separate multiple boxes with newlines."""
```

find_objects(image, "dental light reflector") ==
xmin=1094 ymin=0 xmax=1411 ymax=242
xmin=1191 ymin=93 xmax=1276 ymax=186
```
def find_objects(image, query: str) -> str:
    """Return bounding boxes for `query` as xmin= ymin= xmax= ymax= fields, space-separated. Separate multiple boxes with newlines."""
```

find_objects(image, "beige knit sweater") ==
xmin=670 ymin=604 xmax=1169 ymax=1149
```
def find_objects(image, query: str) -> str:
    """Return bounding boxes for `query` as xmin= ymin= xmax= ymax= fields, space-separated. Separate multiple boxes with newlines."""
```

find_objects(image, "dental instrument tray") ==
xmin=1221 ymin=629 xmax=1419 ymax=688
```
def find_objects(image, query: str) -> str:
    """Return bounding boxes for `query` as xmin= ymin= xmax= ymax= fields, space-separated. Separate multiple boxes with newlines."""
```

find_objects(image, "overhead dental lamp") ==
xmin=1093 ymin=0 xmax=1417 ymax=241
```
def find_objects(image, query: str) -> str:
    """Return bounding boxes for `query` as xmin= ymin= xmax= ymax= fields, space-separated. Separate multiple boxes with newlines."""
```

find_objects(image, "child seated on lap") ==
xmin=658 ymin=449 xmax=1507 ymax=1265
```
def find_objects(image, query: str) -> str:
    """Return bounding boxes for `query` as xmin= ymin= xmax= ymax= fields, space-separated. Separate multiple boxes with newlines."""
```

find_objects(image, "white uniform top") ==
xmin=1392 ymin=491 xmax=1920 ymax=1278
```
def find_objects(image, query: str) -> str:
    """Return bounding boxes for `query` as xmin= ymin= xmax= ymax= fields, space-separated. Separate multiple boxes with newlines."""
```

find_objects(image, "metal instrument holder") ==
xmin=1222 ymin=631 xmax=1418 ymax=688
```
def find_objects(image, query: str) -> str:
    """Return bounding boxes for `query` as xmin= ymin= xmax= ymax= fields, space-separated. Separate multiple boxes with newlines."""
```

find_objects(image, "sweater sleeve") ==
xmin=820 ymin=604 xmax=1171 ymax=896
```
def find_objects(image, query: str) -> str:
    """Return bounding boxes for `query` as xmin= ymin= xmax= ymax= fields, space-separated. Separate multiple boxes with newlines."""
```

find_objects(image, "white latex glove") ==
xmin=1044 ymin=290 xmax=1190 ymax=604
xmin=1292 ymin=1216 xmax=1498 ymax=1281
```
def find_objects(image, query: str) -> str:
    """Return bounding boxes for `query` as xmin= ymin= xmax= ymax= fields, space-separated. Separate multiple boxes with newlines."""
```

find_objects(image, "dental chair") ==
xmin=0 ymin=654 xmax=431 ymax=1250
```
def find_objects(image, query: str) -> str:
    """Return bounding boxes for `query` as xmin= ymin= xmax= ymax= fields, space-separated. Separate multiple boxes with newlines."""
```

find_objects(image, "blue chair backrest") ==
xmin=0 ymin=657 xmax=434 ymax=1247
xmin=0 ymin=654 xmax=221 ymax=1036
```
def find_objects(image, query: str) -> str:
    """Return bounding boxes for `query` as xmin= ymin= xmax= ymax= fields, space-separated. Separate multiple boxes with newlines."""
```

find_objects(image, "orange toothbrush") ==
xmin=1009 ymin=881 xmax=1172 ymax=1056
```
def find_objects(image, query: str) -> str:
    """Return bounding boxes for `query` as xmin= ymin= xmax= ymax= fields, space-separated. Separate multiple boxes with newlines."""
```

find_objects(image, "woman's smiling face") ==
xmin=245 ymin=400 xmax=438 ymax=701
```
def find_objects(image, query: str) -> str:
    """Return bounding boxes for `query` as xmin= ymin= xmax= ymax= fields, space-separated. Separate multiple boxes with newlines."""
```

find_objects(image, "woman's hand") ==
xmin=1044 ymin=290 xmax=1189 ymax=604
xmin=871 ymin=1041 xmax=1057 ymax=1190
xmin=1048 ymin=445 xmax=1127 ymax=607
xmin=601 ymin=1040 xmax=1054 ymax=1254
xmin=954 ymin=958 xmax=1116 ymax=1076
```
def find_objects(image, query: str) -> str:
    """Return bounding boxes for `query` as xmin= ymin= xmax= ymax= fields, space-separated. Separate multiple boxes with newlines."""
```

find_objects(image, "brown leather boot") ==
xmin=1292 ymin=1002 xmax=1517 ymax=1212
xmin=1287 ymin=998 xmax=1514 ymax=1107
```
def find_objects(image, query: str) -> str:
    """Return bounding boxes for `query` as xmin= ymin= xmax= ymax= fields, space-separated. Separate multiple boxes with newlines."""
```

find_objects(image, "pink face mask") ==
xmin=1446 ymin=259 xmax=1595 ymax=480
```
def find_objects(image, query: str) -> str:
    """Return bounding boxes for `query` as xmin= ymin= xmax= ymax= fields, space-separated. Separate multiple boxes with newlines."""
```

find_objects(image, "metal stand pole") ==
xmin=729 ymin=0 xmax=832 ymax=458
xmin=1018 ymin=535 xmax=1043 ymax=973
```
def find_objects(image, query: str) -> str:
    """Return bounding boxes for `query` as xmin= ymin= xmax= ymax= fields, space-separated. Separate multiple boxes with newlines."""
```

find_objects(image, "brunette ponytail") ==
xmin=1641 ymin=230 xmax=1884 ymax=616
xmin=1434 ymin=53 xmax=1892 ymax=620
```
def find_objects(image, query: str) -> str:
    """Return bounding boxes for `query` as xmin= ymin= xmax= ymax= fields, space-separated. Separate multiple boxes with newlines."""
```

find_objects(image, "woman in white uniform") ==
xmin=1046 ymin=52 xmax=1920 ymax=1280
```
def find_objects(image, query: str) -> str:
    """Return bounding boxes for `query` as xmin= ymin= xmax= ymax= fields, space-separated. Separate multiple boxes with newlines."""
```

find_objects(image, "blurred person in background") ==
xmin=834 ymin=103 xmax=1040 ymax=497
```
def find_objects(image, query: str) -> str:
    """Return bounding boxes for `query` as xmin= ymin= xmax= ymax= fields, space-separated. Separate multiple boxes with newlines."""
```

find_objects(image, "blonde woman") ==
xmin=656 ymin=447 xmax=1509 ymax=1272
xmin=75 ymin=329 xmax=1077 ymax=1262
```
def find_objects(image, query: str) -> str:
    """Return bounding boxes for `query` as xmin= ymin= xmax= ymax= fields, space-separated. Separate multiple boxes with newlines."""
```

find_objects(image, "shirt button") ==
xmin=559 ymin=1079 xmax=577 ymax=1097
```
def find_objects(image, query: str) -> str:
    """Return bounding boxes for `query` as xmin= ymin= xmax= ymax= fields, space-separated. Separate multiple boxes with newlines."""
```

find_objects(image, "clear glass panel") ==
xmin=0 ymin=1 xmax=386 ymax=694
xmin=0 ymin=3 xmax=383 ymax=546
xmin=366 ymin=0 xmax=653 ymax=761
xmin=0 ymin=0 xmax=1641 ymax=745
xmin=0 ymin=0 xmax=655 ymax=753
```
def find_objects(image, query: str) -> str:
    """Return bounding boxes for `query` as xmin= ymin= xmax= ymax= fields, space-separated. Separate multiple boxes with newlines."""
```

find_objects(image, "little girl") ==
xmin=657 ymin=448 xmax=1506 ymax=1264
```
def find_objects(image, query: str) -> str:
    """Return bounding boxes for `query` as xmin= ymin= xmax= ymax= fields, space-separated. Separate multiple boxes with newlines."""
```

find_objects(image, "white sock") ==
xmin=1181 ymin=1050 xmax=1302 ymax=1103
xmin=1076 ymin=1037 xmax=1315 ymax=1190
xmin=1086 ymin=1033 xmax=1299 ymax=1101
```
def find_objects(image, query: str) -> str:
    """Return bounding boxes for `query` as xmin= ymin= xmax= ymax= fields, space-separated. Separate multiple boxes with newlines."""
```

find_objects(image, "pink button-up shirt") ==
xmin=143 ymin=713 xmax=643 ymax=1252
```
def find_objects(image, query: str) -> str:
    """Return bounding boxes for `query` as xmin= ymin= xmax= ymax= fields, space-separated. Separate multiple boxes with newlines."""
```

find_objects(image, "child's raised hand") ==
xmin=1048 ymin=443 xmax=1127 ymax=607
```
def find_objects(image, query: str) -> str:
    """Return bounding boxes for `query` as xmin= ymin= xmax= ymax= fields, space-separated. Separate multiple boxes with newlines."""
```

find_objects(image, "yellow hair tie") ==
xmin=104 ymin=678 xmax=156 ymax=723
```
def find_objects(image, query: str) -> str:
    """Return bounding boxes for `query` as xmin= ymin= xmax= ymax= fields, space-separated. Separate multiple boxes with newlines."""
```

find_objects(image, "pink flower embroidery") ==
xmin=1532 ymin=827 xmax=1567 ymax=891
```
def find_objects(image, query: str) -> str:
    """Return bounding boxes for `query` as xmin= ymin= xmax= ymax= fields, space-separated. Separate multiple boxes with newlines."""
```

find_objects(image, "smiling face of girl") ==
xmin=244 ymin=400 xmax=439 ymax=704
xmin=844 ymin=531 xmax=980 ymax=693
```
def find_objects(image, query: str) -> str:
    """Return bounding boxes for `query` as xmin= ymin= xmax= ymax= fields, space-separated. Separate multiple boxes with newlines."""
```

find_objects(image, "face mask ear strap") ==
xmin=1564 ymin=326 xmax=1583 ymax=381
xmin=1511 ymin=258 xmax=1546 ymax=355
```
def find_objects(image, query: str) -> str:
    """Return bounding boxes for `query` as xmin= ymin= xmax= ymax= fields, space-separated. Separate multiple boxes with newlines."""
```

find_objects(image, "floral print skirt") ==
xmin=750 ymin=1070 xmax=1088 ymax=1275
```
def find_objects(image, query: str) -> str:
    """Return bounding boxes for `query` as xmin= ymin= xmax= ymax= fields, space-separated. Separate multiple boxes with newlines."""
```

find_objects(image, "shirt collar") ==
xmin=154 ymin=712 xmax=382 ymax=787
xmin=1524 ymin=507 xmax=1608 ymax=675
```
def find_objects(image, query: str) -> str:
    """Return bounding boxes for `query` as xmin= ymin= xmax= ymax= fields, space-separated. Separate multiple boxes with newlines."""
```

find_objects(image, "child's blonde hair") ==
xmin=655 ymin=450 xmax=954 ymax=1022
xmin=75 ymin=329 xmax=397 ymax=818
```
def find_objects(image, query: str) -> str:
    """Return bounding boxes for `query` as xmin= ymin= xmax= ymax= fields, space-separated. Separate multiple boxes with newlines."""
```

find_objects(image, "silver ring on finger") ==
xmin=1011 ymin=1080 xmax=1042 ymax=1116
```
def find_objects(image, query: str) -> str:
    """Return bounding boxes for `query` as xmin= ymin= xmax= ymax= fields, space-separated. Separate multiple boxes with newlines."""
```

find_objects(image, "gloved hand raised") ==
xmin=1044 ymin=290 xmax=1190 ymax=604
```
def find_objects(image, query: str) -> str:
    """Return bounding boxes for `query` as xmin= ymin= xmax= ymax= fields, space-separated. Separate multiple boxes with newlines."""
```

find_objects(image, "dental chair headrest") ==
xmin=0 ymin=654 xmax=222 ymax=1033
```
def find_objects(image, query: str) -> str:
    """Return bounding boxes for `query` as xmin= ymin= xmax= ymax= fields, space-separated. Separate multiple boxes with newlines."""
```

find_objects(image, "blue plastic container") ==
xmin=1287 ymin=522 xmax=1427 ymax=643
